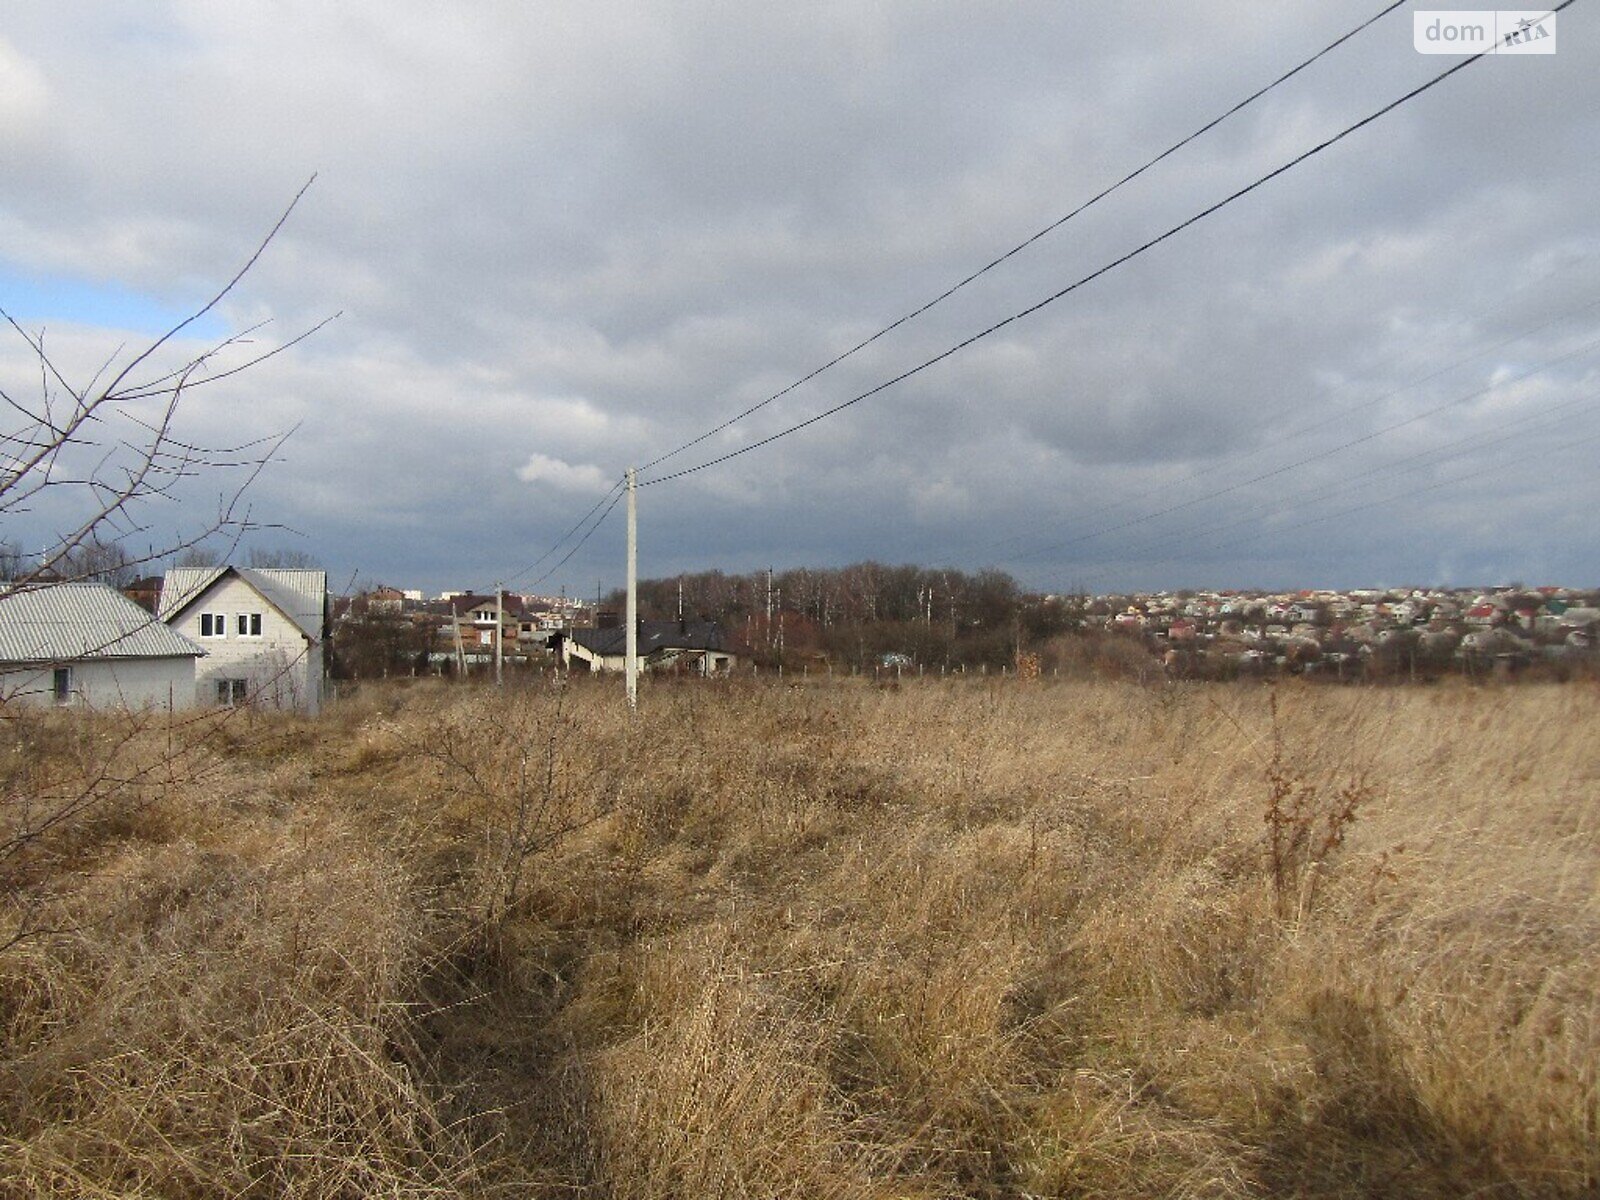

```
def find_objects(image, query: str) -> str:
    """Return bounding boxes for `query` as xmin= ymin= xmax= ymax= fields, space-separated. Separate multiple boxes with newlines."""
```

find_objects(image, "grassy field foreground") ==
xmin=1 ymin=677 xmax=1596 ymax=1197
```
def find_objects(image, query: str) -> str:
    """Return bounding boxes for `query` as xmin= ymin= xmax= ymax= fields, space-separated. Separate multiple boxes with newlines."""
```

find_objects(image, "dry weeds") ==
xmin=2 ymin=675 xmax=1596 ymax=1197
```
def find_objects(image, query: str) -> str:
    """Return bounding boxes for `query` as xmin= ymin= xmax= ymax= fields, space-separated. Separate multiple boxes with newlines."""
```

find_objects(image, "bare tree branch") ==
xmin=0 ymin=179 xmax=326 ymax=589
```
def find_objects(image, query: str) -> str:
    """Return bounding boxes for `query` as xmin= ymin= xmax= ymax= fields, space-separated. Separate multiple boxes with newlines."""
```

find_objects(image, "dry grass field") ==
xmin=2 ymin=676 xmax=1596 ymax=1198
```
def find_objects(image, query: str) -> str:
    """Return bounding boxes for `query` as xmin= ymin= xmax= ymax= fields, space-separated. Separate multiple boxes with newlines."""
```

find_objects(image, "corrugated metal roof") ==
xmin=0 ymin=583 xmax=204 ymax=663
xmin=156 ymin=566 xmax=227 ymax=619
xmin=249 ymin=570 xmax=326 ymax=639
xmin=160 ymin=567 xmax=327 ymax=640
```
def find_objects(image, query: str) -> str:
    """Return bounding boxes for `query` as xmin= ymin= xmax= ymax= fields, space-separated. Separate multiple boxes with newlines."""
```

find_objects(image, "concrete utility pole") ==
xmin=625 ymin=466 xmax=638 ymax=712
xmin=495 ymin=584 xmax=504 ymax=686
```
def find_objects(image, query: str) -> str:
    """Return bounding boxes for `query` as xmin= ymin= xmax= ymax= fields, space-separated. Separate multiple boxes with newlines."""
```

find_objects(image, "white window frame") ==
xmin=52 ymin=665 xmax=72 ymax=705
xmin=199 ymin=611 xmax=229 ymax=639
xmin=217 ymin=678 xmax=248 ymax=706
xmin=236 ymin=612 xmax=263 ymax=639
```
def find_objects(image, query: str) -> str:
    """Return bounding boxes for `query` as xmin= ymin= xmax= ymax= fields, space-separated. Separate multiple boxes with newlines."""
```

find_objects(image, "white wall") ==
xmin=168 ymin=575 xmax=322 ymax=714
xmin=0 ymin=656 xmax=197 ymax=710
xmin=562 ymin=643 xmax=735 ymax=676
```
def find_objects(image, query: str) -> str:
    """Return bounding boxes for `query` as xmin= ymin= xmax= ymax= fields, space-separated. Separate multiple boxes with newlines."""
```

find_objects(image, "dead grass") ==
xmin=2 ymin=674 xmax=1596 ymax=1197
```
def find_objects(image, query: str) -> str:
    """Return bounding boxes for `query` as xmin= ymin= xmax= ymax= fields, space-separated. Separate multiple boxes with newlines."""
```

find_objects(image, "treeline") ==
xmin=607 ymin=563 xmax=1083 ymax=669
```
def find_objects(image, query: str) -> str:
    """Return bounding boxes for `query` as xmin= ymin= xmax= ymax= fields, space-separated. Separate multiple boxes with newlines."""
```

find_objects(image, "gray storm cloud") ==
xmin=1 ymin=1 xmax=1595 ymax=593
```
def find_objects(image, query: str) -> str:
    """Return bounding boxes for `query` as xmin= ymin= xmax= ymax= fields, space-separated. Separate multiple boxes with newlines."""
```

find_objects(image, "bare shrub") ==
xmin=1261 ymin=691 xmax=1373 ymax=924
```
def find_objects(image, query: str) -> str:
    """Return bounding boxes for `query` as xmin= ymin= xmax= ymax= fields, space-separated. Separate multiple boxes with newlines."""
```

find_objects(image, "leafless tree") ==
xmin=0 ymin=184 xmax=338 ymax=956
xmin=173 ymin=546 xmax=222 ymax=569
xmin=245 ymin=545 xmax=320 ymax=570
xmin=0 ymin=177 xmax=334 ymax=593
xmin=58 ymin=537 xmax=137 ymax=587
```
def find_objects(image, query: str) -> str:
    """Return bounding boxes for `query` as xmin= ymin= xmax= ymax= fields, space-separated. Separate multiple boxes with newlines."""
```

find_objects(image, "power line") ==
xmin=638 ymin=18 xmax=1570 ymax=489
xmin=1176 ymin=394 xmax=1597 ymax=542
xmin=1186 ymin=420 xmax=1600 ymax=572
xmin=525 ymin=485 xmax=627 ymax=593
xmin=506 ymin=476 xmax=626 ymax=588
xmin=893 ymin=281 xmax=1600 ymax=568
xmin=1044 ymin=420 xmax=1599 ymax=595
xmin=1002 ymin=333 xmax=1600 ymax=565
xmin=858 ymin=329 xmax=1600 ymax=589
xmin=1186 ymin=293 xmax=1600 ymax=481
xmin=1043 ymin=389 xmax=1600 ymax=589
xmin=635 ymin=0 xmax=1410 ymax=477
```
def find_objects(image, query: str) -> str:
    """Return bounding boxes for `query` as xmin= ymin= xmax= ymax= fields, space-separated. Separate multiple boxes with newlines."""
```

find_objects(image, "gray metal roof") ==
xmin=568 ymin=620 xmax=728 ymax=656
xmin=160 ymin=567 xmax=327 ymax=640
xmin=0 ymin=583 xmax=204 ymax=663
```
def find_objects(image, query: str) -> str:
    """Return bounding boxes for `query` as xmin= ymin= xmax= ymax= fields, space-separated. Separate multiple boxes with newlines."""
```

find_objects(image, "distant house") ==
xmin=1557 ymin=607 xmax=1600 ymax=630
xmin=560 ymin=620 xmax=737 ymax=676
xmin=158 ymin=567 xmax=328 ymax=714
xmin=430 ymin=593 xmax=534 ymax=658
xmin=368 ymin=586 xmax=405 ymax=614
xmin=0 ymin=582 xmax=202 ymax=710
xmin=1288 ymin=602 xmax=1326 ymax=626
xmin=1109 ymin=609 xmax=1146 ymax=633
xmin=460 ymin=593 xmax=525 ymax=651
xmin=1460 ymin=627 xmax=1532 ymax=658
xmin=122 ymin=575 xmax=165 ymax=613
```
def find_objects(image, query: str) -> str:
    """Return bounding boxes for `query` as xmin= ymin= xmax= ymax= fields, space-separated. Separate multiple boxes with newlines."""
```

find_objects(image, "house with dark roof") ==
xmin=452 ymin=592 xmax=531 ymax=654
xmin=559 ymin=620 xmax=738 ymax=676
xmin=122 ymin=575 xmax=165 ymax=613
xmin=0 ymin=582 xmax=203 ymax=709
xmin=158 ymin=567 xmax=328 ymax=713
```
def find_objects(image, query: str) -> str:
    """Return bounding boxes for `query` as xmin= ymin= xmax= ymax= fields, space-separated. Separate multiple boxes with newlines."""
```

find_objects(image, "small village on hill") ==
xmin=337 ymin=578 xmax=1600 ymax=681
xmin=6 ymin=562 xmax=1596 ymax=714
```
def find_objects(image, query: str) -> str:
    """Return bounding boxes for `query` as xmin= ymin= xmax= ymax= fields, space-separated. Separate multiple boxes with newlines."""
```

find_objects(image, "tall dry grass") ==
xmin=2 ymin=674 xmax=1596 ymax=1197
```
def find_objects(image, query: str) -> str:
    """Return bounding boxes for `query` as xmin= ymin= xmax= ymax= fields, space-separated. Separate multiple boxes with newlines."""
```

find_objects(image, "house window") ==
xmin=479 ymin=630 xmax=494 ymax=646
xmin=199 ymin=612 xmax=229 ymax=638
xmin=237 ymin=612 xmax=263 ymax=638
xmin=53 ymin=666 xmax=71 ymax=705
xmin=216 ymin=678 xmax=248 ymax=705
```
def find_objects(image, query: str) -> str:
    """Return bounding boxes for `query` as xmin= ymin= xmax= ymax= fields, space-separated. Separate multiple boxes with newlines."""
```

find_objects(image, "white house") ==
xmin=0 ymin=582 xmax=203 ymax=710
xmin=158 ymin=567 xmax=328 ymax=714
xmin=561 ymin=620 xmax=738 ymax=676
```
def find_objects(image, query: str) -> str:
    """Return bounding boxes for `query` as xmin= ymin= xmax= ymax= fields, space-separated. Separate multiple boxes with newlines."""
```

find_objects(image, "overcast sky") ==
xmin=2 ymin=2 xmax=1595 ymax=596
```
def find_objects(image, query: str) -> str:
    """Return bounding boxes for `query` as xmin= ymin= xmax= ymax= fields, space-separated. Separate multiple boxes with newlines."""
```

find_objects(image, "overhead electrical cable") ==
xmin=1154 ymin=396 xmax=1599 ymax=551
xmin=635 ymin=0 xmax=1410 ymax=477
xmin=1183 ymin=294 xmax=1600 ymax=479
xmin=1035 ymin=391 xmax=1600 ymax=586
xmin=638 ymin=11 xmax=1576 ymax=490
xmin=1058 ymin=291 xmax=1600 ymax=522
xmin=887 ymin=326 xmax=1600 ymax=587
xmin=522 ymin=485 xmax=628 ymax=592
xmin=1188 ymin=422 xmax=1600 ymax=568
xmin=894 ymin=285 xmax=1600 ymax=567
xmin=1044 ymin=416 xmax=1600 ymax=596
xmin=1002 ymin=333 xmax=1600 ymax=564
xmin=506 ymin=475 xmax=626 ymax=587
